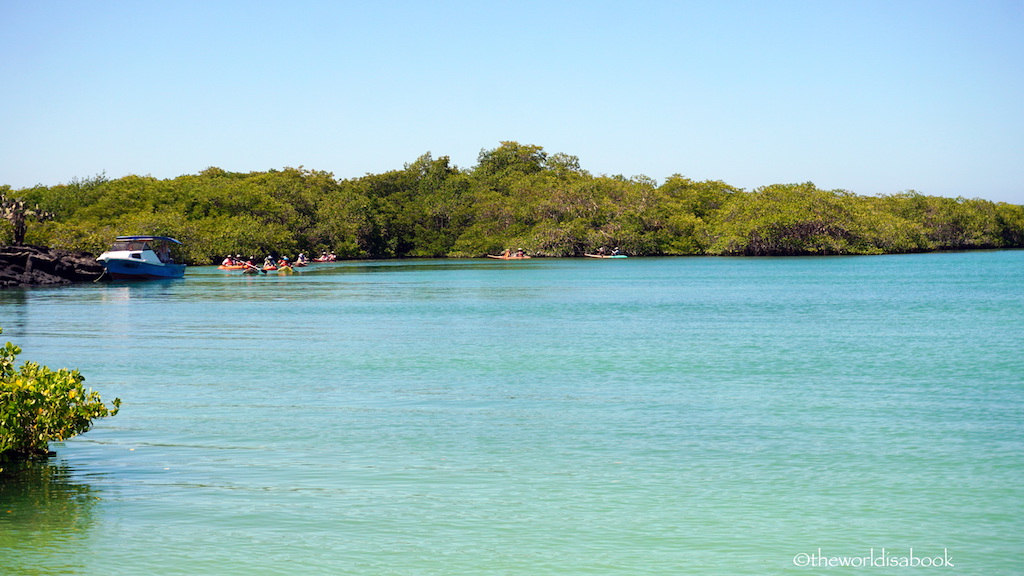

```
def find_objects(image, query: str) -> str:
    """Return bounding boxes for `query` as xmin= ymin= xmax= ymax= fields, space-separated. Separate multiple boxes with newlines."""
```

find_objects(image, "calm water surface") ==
xmin=1 ymin=252 xmax=1022 ymax=575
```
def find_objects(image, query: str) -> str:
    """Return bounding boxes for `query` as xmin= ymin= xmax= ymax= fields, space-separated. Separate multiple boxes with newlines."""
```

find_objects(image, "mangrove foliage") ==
xmin=2 ymin=142 xmax=1022 ymax=262
xmin=1 ymin=327 xmax=120 ymax=471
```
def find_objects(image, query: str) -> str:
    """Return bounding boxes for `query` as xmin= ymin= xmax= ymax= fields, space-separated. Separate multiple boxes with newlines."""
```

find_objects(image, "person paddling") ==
xmin=243 ymin=260 xmax=265 ymax=275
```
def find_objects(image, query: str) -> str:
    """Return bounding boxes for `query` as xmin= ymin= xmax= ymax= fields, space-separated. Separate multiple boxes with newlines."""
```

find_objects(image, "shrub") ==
xmin=1 ymin=328 xmax=120 ymax=471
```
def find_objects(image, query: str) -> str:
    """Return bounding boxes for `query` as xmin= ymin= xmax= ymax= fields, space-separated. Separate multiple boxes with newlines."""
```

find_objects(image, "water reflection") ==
xmin=0 ymin=462 xmax=99 ymax=575
xmin=0 ymin=289 xmax=29 ymax=333
xmin=98 ymin=286 xmax=133 ymax=302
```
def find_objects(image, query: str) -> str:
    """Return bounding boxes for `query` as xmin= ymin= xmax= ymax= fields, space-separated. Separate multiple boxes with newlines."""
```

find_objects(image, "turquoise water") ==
xmin=1 ymin=252 xmax=1022 ymax=575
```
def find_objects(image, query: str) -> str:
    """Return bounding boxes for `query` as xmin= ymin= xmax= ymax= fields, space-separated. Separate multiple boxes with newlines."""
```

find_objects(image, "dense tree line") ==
xmin=2 ymin=142 xmax=1022 ymax=263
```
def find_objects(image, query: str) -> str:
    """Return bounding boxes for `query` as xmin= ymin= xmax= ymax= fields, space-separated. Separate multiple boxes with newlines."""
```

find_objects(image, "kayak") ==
xmin=584 ymin=254 xmax=628 ymax=259
xmin=218 ymin=264 xmax=247 ymax=270
xmin=262 ymin=265 xmax=278 ymax=271
xmin=487 ymin=254 xmax=531 ymax=260
xmin=278 ymin=265 xmax=294 ymax=274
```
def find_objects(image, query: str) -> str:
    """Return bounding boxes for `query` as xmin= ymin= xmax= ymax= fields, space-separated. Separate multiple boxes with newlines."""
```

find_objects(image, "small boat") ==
xmin=585 ymin=254 xmax=628 ymax=259
xmin=488 ymin=249 xmax=531 ymax=260
xmin=218 ymin=264 xmax=247 ymax=270
xmin=487 ymin=254 xmax=531 ymax=260
xmin=97 ymin=236 xmax=186 ymax=280
xmin=277 ymin=265 xmax=294 ymax=274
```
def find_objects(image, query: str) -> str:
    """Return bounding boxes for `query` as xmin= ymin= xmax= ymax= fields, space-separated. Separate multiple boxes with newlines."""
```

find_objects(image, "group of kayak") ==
xmin=219 ymin=248 xmax=626 ymax=269
xmin=217 ymin=252 xmax=337 ymax=274
xmin=488 ymin=247 xmax=627 ymax=260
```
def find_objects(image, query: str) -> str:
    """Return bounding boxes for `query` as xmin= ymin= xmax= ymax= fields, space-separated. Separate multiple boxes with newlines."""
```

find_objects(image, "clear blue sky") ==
xmin=2 ymin=0 xmax=1022 ymax=203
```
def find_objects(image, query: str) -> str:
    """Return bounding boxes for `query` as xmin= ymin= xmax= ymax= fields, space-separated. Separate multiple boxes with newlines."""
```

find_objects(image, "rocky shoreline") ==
xmin=0 ymin=245 xmax=105 ymax=288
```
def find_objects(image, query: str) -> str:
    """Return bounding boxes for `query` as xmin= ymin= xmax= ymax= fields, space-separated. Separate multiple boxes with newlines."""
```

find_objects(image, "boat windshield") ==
xmin=109 ymin=241 xmax=152 ymax=251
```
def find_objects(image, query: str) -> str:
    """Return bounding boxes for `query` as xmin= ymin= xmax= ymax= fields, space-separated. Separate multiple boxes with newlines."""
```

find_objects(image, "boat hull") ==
xmin=102 ymin=258 xmax=186 ymax=280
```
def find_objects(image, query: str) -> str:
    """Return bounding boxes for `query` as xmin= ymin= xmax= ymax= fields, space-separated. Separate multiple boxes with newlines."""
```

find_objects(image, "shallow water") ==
xmin=1 ymin=252 xmax=1022 ymax=574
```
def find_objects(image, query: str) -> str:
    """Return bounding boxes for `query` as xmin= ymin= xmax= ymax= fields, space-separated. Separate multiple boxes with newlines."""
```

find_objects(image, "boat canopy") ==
xmin=114 ymin=236 xmax=181 ymax=244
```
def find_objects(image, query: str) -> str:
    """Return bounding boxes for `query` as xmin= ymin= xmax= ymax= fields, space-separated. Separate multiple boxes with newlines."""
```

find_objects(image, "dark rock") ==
xmin=0 ymin=245 xmax=105 ymax=288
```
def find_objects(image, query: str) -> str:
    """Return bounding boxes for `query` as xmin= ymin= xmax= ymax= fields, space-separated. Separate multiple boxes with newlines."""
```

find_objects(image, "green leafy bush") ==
xmin=1 ymin=328 xmax=120 ymax=471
